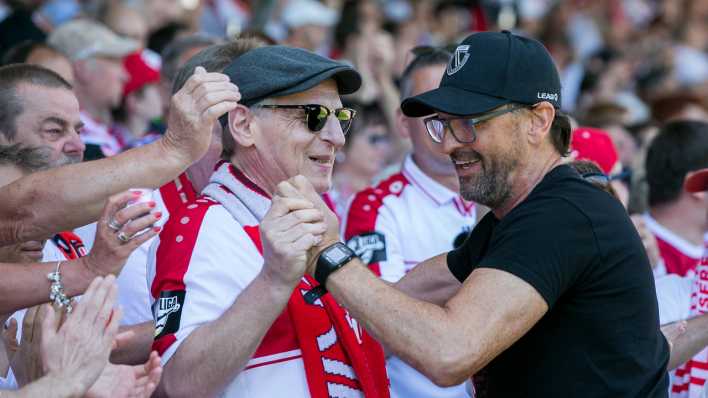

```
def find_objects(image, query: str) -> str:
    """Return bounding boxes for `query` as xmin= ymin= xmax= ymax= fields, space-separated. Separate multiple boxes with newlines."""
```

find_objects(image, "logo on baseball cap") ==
xmin=401 ymin=30 xmax=561 ymax=117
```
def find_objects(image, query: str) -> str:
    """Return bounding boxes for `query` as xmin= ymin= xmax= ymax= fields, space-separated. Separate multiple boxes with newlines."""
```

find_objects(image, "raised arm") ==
xmin=0 ymin=67 xmax=240 ymax=245
xmin=286 ymin=175 xmax=548 ymax=386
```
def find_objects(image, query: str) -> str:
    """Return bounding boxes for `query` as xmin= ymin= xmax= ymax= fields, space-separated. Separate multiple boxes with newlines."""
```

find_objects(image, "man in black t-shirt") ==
xmin=267 ymin=31 xmax=669 ymax=397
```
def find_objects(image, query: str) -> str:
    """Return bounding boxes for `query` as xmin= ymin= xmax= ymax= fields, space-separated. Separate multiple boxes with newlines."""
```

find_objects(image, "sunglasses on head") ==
xmin=258 ymin=104 xmax=357 ymax=134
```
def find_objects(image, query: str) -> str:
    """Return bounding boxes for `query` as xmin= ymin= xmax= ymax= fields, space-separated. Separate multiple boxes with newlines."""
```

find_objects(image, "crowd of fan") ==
xmin=0 ymin=0 xmax=706 ymax=397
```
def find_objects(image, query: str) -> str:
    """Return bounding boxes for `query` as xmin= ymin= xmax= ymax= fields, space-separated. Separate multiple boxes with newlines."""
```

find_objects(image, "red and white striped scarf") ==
xmin=203 ymin=162 xmax=389 ymax=398
xmin=671 ymin=233 xmax=708 ymax=397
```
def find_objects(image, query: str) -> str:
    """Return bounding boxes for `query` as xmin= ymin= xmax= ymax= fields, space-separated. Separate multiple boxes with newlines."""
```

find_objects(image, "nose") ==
xmin=64 ymin=133 xmax=86 ymax=158
xmin=319 ymin=115 xmax=346 ymax=149
xmin=441 ymin=124 xmax=462 ymax=155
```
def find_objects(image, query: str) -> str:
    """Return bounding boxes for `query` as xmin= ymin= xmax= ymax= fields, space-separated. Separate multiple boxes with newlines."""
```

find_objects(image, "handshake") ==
xmin=259 ymin=176 xmax=344 ymax=288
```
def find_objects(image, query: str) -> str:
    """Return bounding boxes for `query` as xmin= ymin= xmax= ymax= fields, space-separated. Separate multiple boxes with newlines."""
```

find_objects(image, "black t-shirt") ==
xmin=448 ymin=165 xmax=668 ymax=398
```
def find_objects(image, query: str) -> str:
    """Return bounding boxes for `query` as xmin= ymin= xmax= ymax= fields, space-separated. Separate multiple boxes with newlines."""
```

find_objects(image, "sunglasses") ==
xmin=423 ymin=103 xmax=529 ymax=144
xmin=258 ymin=104 xmax=357 ymax=134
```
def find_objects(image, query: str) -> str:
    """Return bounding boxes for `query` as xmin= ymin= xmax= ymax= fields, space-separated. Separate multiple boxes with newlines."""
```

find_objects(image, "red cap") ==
xmin=123 ymin=49 xmax=161 ymax=97
xmin=570 ymin=127 xmax=620 ymax=174
xmin=685 ymin=168 xmax=708 ymax=193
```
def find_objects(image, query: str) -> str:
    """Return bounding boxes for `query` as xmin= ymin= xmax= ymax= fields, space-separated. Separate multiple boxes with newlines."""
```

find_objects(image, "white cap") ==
xmin=282 ymin=0 xmax=338 ymax=28
xmin=49 ymin=19 xmax=138 ymax=61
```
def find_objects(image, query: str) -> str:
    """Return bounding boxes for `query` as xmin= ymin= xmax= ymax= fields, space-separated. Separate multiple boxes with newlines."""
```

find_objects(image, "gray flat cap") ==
xmin=222 ymin=45 xmax=361 ymax=106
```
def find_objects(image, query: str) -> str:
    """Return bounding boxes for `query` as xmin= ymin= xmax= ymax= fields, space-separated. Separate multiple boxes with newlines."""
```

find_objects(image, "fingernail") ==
xmin=148 ymin=201 xmax=156 ymax=208
xmin=154 ymin=211 xmax=163 ymax=219
xmin=153 ymin=226 xmax=162 ymax=233
xmin=131 ymin=191 xmax=141 ymax=196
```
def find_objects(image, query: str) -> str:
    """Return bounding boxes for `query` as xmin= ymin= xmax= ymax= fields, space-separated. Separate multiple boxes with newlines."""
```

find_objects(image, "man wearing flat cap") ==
xmin=271 ymin=31 xmax=670 ymax=397
xmin=148 ymin=43 xmax=389 ymax=397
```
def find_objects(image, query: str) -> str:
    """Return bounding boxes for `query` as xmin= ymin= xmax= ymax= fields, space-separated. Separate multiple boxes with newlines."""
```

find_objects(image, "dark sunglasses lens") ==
xmin=306 ymin=105 xmax=329 ymax=131
xmin=336 ymin=108 xmax=355 ymax=134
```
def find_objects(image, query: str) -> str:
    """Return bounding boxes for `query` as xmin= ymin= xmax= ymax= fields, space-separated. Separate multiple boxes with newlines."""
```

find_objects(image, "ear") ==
xmin=227 ymin=105 xmax=256 ymax=148
xmin=526 ymin=101 xmax=555 ymax=146
xmin=395 ymin=108 xmax=412 ymax=140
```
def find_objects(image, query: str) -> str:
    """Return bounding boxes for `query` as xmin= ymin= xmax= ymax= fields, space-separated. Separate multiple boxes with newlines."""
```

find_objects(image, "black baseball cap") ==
xmin=401 ymin=31 xmax=561 ymax=117
xmin=223 ymin=45 xmax=361 ymax=106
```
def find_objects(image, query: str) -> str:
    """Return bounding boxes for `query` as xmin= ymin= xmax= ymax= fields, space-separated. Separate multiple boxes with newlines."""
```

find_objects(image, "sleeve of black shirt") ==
xmin=448 ymin=198 xmax=598 ymax=308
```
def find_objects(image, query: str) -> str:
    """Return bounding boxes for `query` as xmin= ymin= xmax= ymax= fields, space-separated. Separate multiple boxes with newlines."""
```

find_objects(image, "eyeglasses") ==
xmin=422 ymin=103 xmax=529 ymax=144
xmin=258 ymin=104 xmax=357 ymax=134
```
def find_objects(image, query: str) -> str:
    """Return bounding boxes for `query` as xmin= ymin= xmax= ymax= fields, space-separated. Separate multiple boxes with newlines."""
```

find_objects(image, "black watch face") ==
xmin=324 ymin=245 xmax=350 ymax=263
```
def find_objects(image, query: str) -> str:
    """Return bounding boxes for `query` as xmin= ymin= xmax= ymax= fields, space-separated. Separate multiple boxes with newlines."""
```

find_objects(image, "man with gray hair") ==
xmin=49 ymin=19 xmax=138 ymax=158
xmin=148 ymin=43 xmax=389 ymax=397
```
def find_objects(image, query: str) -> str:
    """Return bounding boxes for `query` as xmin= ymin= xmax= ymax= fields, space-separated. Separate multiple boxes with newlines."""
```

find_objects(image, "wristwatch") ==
xmin=314 ymin=242 xmax=357 ymax=288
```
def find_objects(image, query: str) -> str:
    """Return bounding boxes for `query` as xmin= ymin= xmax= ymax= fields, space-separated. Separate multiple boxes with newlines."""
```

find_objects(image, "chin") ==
xmin=305 ymin=174 xmax=331 ymax=194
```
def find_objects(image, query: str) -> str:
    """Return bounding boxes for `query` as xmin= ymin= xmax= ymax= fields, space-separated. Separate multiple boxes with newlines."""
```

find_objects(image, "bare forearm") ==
xmin=667 ymin=313 xmax=708 ymax=370
xmin=158 ymin=272 xmax=293 ymax=397
xmin=110 ymin=322 xmax=154 ymax=365
xmin=0 ymin=258 xmax=95 ymax=314
xmin=0 ymin=139 xmax=189 ymax=245
xmin=394 ymin=254 xmax=461 ymax=306
xmin=328 ymin=260 xmax=457 ymax=379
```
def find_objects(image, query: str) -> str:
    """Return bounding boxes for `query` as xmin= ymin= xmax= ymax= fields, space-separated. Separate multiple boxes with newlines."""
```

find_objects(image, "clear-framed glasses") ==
xmin=258 ymin=104 xmax=357 ymax=134
xmin=422 ymin=103 xmax=529 ymax=144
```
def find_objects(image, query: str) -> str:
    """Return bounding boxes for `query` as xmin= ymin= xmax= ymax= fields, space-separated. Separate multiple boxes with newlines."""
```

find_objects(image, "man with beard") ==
xmin=343 ymin=47 xmax=474 ymax=398
xmin=0 ymin=62 xmax=89 ymax=261
xmin=269 ymin=31 xmax=669 ymax=397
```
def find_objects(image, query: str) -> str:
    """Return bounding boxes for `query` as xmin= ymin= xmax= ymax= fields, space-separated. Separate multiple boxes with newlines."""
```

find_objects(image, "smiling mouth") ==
xmin=452 ymin=159 xmax=481 ymax=169
xmin=309 ymin=156 xmax=333 ymax=165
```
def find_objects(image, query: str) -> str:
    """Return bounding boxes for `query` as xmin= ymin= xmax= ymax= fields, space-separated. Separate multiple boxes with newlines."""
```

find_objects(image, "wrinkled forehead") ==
xmin=16 ymin=84 xmax=81 ymax=125
xmin=265 ymin=79 xmax=342 ymax=109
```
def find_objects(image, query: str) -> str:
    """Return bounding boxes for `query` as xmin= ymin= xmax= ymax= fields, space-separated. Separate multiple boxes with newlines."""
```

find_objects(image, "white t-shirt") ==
xmin=343 ymin=155 xmax=475 ymax=398
xmin=655 ymin=274 xmax=693 ymax=325
xmin=117 ymin=174 xmax=197 ymax=326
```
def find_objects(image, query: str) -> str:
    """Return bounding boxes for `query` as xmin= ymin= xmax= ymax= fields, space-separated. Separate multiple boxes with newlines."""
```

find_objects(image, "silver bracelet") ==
xmin=47 ymin=261 xmax=73 ymax=313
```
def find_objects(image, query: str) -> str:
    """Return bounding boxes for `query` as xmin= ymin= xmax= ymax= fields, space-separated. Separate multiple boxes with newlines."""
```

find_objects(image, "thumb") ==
xmin=291 ymin=175 xmax=320 ymax=202
xmin=194 ymin=66 xmax=207 ymax=75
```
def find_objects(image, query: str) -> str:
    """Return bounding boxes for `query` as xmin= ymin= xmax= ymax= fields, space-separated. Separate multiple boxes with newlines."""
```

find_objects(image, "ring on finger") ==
xmin=108 ymin=218 xmax=122 ymax=231
xmin=117 ymin=231 xmax=131 ymax=243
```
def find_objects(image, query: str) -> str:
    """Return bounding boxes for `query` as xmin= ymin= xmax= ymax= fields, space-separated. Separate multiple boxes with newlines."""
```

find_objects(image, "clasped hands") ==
xmin=260 ymin=176 xmax=341 ymax=288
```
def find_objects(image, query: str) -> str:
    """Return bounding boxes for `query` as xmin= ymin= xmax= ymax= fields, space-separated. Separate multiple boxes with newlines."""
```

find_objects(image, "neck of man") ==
xmin=230 ymin=150 xmax=282 ymax=197
xmin=492 ymin=149 xmax=562 ymax=219
xmin=650 ymin=196 xmax=706 ymax=246
xmin=411 ymin=153 xmax=460 ymax=194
